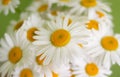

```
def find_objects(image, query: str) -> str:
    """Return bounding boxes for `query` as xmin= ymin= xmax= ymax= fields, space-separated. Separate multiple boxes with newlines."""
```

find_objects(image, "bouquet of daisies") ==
xmin=0 ymin=0 xmax=120 ymax=77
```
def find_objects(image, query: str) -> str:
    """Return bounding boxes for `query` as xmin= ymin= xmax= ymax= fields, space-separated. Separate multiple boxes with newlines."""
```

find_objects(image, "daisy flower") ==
xmin=70 ymin=0 xmax=111 ymax=19
xmin=19 ymin=14 xmax=44 ymax=43
xmin=0 ymin=31 xmax=34 ymax=77
xmin=7 ymin=12 xmax=30 ymax=34
xmin=26 ymin=0 xmax=51 ymax=14
xmin=85 ymin=25 xmax=120 ymax=69
xmin=71 ymin=58 xmax=112 ymax=77
xmin=0 ymin=0 xmax=20 ymax=15
xmin=88 ymin=10 xmax=113 ymax=28
xmin=33 ymin=15 xmax=90 ymax=65
xmin=13 ymin=65 xmax=40 ymax=77
xmin=84 ymin=18 xmax=113 ymax=34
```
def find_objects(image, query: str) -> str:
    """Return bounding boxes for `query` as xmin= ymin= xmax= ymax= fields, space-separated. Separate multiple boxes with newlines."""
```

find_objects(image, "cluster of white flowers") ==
xmin=0 ymin=0 xmax=120 ymax=77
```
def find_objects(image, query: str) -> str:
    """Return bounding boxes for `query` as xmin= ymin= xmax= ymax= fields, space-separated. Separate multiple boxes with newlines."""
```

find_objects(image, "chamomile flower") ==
xmin=13 ymin=65 xmax=40 ymax=77
xmin=70 ymin=0 xmax=111 ymax=19
xmin=19 ymin=14 xmax=44 ymax=43
xmin=27 ymin=0 xmax=51 ymax=14
xmin=71 ymin=58 xmax=112 ymax=77
xmin=0 ymin=32 xmax=34 ymax=77
xmin=90 ymin=10 xmax=113 ymax=28
xmin=0 ymin=0 xmax=20 ymax=15
xmin=7 ymin=12 xmax=30 ymax=34
xmin=33 ymin=15 xmax=90 ymax=65
xmin=85 ymin=26 xmax=120 ymax=69
xmin=84 ymin=18 xmax=113 ymax=34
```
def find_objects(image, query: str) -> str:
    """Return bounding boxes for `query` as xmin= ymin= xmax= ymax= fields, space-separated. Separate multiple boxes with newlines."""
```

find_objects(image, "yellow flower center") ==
xmin=52 ymin=72 xmax=59 ymax=77
xmin=2 ymin=0 xmax=11 ymax=5
xmin=51 ymin=11 xmax=58 ymax=16
xmin=38 ymin=4 xmax=48 ymax=12
xmin=14 ymin=21 xmax=24 ymax=31
xmin=36 ymin=55 xmax=44 ymax=65
xmin=101 ymin=36 xmax=118 ymax=51
xmin=80 ymin=0 xmax=97 ymax=8
xmin=50 ymin=29 xmax=71 ymax=47
xmin=9 ymin=47 xmax=22 ymax=64
xmin=27 ymin=27 xmax=38 ymax=42
xmin=96 ymin=11 xmax=104 ymax=18
xmin=59 ymin=0 xmax=70 ymax=3
xmin=20 ymin=68 xmax=33 ymax=77
xmin=85 ymin=63 xmax=99 ymax=76
xmin=86 ymin=20 xmax=99 ymax=30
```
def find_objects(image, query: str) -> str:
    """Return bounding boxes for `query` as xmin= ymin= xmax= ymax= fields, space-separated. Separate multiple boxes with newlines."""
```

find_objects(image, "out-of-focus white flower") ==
xmin=19 ymin=14 xmax=44 ymax=43
xmin=70 ymin=0 xmax=111 ymax=19
xmin=7 ymin=12 xmax=30 ymax=34
xmin=0 ymin=0 xmax=20 ymax=15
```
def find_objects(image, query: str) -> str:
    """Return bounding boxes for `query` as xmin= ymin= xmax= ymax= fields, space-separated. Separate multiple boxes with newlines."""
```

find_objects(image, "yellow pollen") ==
xmin=80 ymin=0 xmax=97 ymax=8
xmin=36 ymin=55 xmax=44 ymax=65
xmin=20 ymin=68 xmax=33 ymax=77
xmin=52 ymin=72 xmax=59 ymax=77
xmin=14 ymin=21 xmax=24 ymax=31
xmin=27 ymin=27 xmax=38 ymax=42
xmin=38 ymin=4 xmax=48 ymax=12
xmin=2 ymin=0 xmax=11 ymax=5
xmin=86 ymin=20 xmax=99 ymax=30
xmin=101 ymin=36 xmax=118 ymax=51
xmin=51 ymin=29 xmax=71 ymax=47
xmin=9 ymin=47 xmax=22 ymax=64
xmin=51 ymin=11 xmax=58 ymax=16
xmin=85 ymin=63 xmax=99 ymax=76
xmin=96 ymin=11 xmax=104 ymax=18
xmin=59 ymin=0 xmax=70 ymax=2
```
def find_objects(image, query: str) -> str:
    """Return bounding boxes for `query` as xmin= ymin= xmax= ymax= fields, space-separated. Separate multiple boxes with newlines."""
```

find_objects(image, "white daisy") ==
xmin=70 ymin=0 xmax=111 ymax=19
xmin=84 ymin=18 xmax=113 ymax=34
xmin=0 ymin=31 xmax=34 ymax=77
xmin=0 ymin=0 xmax=20 ymax=15
xmin=85 ymin=26 xmax=120 ymax=69
xmin=7 ymin=12 xmax=30 ymax=34
xmin=19 ymin=14 xmax=44 ymax=43
xmin=13 ymin=65 xmax=40 ymax=77
xmin=33 ymin=15 xmax=90 ymax=65
xmin=90 ymin=10 xmax=113 ymax=28
xmin=71 ymin=58 xmax=112 ymax=77
xmin=26 ymin=0 xmax=51 ymax=14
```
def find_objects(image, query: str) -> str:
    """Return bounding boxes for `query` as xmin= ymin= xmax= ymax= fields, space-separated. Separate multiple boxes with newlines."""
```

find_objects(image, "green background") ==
xmin=0 ymin=0 xmax=120 ymax=77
